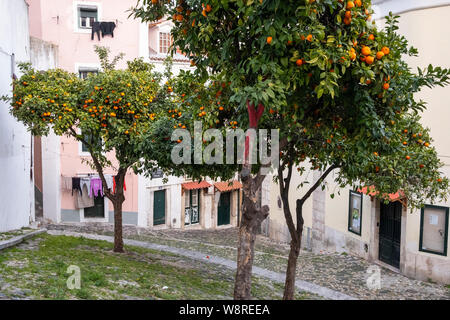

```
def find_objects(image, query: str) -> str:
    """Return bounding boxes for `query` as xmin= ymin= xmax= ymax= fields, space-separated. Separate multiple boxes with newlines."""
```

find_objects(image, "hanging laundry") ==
xmin=80 ymin=177 xmax=91 ymax=196
xmin=113 ymin=175 xmax=126 ymax=193
xmin=72 ymin=177 xmax=82 ymax=196
xmin=61 ymin=176 xmax=72 ymax=191
xmin=91 ymin=21 xmax=101 ymax=41
xmin=100 ymin=22 xmax=116 ymax=38
xmin=90 ymin=178 xmax=104 ymax=197
xmin=104 ymin=175 xmax=114 ymax=190
xmin=75 ymin=184 xmax=94 ymax=209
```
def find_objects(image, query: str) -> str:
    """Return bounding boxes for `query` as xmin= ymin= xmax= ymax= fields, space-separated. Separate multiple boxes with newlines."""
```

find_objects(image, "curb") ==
xmin=0 ymin=229 xmax=47 ymax=251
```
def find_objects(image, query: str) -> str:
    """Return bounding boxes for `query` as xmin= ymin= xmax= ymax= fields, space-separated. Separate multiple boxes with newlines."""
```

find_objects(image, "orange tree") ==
xmin=272 ymin=11 xmax=450 ymax=299
xmin=132 ymin=1 xmax=450 ymax=299
xmin=2 ymin=47 xmax=169 ymax=252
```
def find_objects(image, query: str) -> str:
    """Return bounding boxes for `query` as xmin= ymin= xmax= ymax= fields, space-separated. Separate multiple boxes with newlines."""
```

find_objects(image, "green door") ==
xmin=218 ymin=192 xmax=231 ymax=226
xmin=153 ymin=190 xmax=166 ymax=226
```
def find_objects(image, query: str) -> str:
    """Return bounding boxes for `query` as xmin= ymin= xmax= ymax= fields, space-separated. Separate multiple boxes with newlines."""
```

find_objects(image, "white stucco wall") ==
xmin=0 ymin=0 xmax=34 ymax=232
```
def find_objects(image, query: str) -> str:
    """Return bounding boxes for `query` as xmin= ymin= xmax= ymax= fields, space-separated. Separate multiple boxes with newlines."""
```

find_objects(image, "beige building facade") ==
xmin=264 ymin=1 xmax=450 ymax=284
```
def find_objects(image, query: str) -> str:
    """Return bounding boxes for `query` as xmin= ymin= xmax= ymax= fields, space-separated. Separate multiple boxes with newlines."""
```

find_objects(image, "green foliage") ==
xmin=2 ymin=48 xmax=167 ymax=171
xmin=131 ymin=1 xmax=450 ymax=208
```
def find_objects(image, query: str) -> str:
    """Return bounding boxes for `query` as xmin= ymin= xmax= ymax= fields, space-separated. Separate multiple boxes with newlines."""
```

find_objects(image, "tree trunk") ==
xmin=283 ymin=239 xmax=300 ymax=300
xmin=112 ymin=199 xmax=124 ymax=253
xmin=283 ymin=200 xmax=304 ymax=300
xmin=234 ymin=214 xmax=257 ymax=299
xmin=233 ymin=101 xmax=267 ymax=300
xmin=112 ymin=169 xmax=126 ymax=253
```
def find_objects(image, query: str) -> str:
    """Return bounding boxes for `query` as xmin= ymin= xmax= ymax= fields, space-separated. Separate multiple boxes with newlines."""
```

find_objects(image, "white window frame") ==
xmin=75 ymin=63 xmax=101 ymax=78
xmin=73 ymin=1 xmax=102 ymax=34
xmin=159 ymin=31 xmax=171 ymax=54
xmin=77 ymin=128 xmax=104 ymax=157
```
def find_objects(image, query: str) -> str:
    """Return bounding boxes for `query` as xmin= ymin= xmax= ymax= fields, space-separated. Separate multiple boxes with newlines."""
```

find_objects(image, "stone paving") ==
xmin=46 ymin=223 xmax=450 ymax=300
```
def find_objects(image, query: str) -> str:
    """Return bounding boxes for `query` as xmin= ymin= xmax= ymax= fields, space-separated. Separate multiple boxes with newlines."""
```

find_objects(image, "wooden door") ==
xmin=218 ymin=192 xmax=231 ymax=226
xmin=153 ymin=190 xmax=166 ymax=226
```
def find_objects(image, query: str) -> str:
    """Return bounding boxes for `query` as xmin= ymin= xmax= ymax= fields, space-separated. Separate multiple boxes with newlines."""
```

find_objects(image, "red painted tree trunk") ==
xmin=233 ymin=101 xmax=268 ymax=300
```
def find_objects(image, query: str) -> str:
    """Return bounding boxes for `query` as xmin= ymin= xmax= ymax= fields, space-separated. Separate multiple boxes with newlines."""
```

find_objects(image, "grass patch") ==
xmin=0 ymin=234 xmax=313 ymax=300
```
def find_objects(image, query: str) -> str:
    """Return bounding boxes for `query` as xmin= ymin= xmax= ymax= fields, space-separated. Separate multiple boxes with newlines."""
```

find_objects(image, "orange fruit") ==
xmin=365 ymin=56 xmax=374 ymax=65
xmin=419 ymin=164 xmax=425 ymax=169
xmin=296 ymin=59 xmax=303 ymax=66
xmin=376 ymin=51 xmax=384 ymax=59
xmin=382 ymin=46 xmax=390 ymax=55
xmin=266 ymin=36 xmax=272 ymax=44
xmin=361 ymin=46 xmax=371 ymax=56
xmin=306 ymin=34 xmax=313 ymax=41
xmin=355 ymin=0 xmax=362 ymax=7
xmin=344 ymin=17 xmax=352 ymax=25
xmin=206 ymin=4 xmax=212 ymax=12
xmin=383 ymin=83 xmax=390 ymax=90
xmin=366 ymin=79 xmax=372 ymax=85
xmin=368 ymin=34 xmax=375 ymax=41
xmin=405 ymin=155 xmax=411 ymax=160
xmin=345 ymin=11 xmax=352 ymax=18
xmin=347 ymin=1 xmax=355 ymax=9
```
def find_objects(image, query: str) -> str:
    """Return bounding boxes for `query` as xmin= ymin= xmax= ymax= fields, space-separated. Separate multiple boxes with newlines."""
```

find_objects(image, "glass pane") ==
xmin=349 ymin=192 xmax=362 ymax=233
xmin=184 ymin=208 xmax=191 ymax=225
xmin=192 ymin=190 xmax=198 ymax=206
xmin=191 ymin=207 xmax=199 ymax=224
xmin=185 ymin=192 xmax=190 ymax=208
xmin=84 ymin=196 xmax=104 ymax=218
xmin=422 ymin=207 xmax=447 ymax=254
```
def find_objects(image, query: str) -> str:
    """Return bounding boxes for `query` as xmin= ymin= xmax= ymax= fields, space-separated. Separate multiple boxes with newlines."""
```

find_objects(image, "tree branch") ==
xmin=299 ymin=164 xmax=339 ymax=205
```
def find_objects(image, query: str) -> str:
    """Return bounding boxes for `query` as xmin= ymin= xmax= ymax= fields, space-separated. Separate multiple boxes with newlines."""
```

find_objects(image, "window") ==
xmin=159 ymin=32 xmax=171 ymax=54
xmin=84 ymin=194 xmax=105 ymax=218
xmin=78 ymin=6 xmax=98 ymax=29
xmin=78 ymin=67 xmax=98 ymax=79
xmin=348 ymin=191 xmax=363 ymax=235
xmin=419 ymin=205 xmax=449 ymax=256
xmin=185 ymin=189 xmax=200 ymax=225
xmin=80 ymin=131 xmax=102 ymax=154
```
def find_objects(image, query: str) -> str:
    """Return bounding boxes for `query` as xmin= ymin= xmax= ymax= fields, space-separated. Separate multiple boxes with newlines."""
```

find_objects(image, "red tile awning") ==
xmin=182 ymin=181 xmax=212 ymax=191
xmin=358 ymin=186 xmax=405 ymax=202
xmin=214 ymin=180 xmax=243 ymax=192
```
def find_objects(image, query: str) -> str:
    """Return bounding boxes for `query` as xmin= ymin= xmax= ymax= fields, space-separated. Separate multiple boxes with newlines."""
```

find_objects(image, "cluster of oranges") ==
xmin=343 ymin=0 xmax=370 ymax=25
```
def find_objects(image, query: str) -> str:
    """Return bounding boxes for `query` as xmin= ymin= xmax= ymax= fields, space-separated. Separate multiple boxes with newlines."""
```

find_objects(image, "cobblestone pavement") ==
xmin=47 ymin=223 xmax=450 ymax=300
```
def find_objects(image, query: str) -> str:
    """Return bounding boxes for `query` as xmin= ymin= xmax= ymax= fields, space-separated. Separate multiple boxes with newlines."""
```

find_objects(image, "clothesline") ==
xmin=61 ymin=174 xmax=127 ymax=198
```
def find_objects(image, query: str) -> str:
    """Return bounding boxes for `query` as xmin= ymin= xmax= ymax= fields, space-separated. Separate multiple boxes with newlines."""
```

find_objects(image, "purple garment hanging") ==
xmin=90 ymin=178 xmax=104 ymax=197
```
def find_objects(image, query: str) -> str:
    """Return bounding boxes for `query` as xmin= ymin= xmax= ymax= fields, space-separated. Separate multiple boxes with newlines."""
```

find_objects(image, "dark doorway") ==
xmin=379 ymin=201 xmax=402 ymax=268
xmin=218 ymin=192 xmax=231 ymax=226
xmin=84 ymin=196 xmax=105 ymax=218
xmin=153 ymin=190 xmax=166 ymax=226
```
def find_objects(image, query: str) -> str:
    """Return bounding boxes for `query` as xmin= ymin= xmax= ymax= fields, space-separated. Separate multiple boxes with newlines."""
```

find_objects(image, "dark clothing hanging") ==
xmin=100 ymin=22 xmax=116 ymax=38
xmin=91 ymin=22 xmax=101 ymax=41
xmin=72 ymin=177 xmax=82 ymax=196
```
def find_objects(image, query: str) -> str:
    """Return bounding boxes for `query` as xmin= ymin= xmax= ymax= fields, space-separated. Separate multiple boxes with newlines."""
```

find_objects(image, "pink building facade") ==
xmin=28 ymin=0 xmax=241 ymax=230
